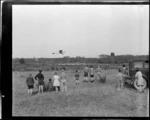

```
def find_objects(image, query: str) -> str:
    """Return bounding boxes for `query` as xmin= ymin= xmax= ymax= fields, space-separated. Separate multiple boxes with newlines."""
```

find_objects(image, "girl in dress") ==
xmin=52 ymin=72 xmax=60 ymax=93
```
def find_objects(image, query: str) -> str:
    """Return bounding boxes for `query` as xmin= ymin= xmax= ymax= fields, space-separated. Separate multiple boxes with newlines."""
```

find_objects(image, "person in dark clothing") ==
xmin=75 ymin=70 xmax=80 ymax=85
xmin=47 ymin=78 xmax=54 ymax=91
xmin=35 ymin=70 xmax=44 ymax=94
xmin=83 ymin=65 xmax=89 ymax=82
xmin=26 ymin=74 xmax=35 ymax=96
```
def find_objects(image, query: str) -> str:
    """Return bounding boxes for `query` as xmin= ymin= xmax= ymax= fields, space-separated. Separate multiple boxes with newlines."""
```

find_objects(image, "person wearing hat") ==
xmin=35 ymin=70 xmax=44 ymax=94
xmin=26 ymin=74 xmax=35 ymax=96
xmin=52 ymin=71 xmax=60 ymax=93
xmin=135 ymin=67 xmax=144 ymax=93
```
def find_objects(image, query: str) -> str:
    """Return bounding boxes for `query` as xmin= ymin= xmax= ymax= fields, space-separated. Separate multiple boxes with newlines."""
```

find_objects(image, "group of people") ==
xmin=83 ymin=65 xmax=104 ymax=83
xmin=26 ymin=65 xmax=104 ymax=96
xmin=26 ymin=68 xmax=68 ymax=95
xmin=26 ymin=64 xmax=145 ymax=96
xmin=116 ymin=64 xmax=145 ymax=93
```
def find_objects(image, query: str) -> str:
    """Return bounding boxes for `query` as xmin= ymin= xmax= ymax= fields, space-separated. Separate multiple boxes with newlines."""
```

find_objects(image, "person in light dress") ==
xmin=52 ymin=72 xmax=60 ymax=93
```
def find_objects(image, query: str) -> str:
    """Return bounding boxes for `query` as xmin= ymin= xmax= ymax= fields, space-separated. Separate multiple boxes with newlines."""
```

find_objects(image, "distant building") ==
xmin=111 ymin=52 xmax=115 ymax=57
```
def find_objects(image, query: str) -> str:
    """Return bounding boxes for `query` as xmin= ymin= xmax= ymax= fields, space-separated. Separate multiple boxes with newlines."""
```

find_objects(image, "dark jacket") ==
xmin=35 ymin=73 xmax=44 ymax=82
xmin=26 ymin=77 xmax=34 ymax=85
xmin=47 ymin=81 xmax=54 ymax=91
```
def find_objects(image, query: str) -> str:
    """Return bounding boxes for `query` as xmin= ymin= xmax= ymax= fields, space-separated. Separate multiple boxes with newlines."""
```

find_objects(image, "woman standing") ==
xmin=60 ymin=68 xmax=68 ymax=92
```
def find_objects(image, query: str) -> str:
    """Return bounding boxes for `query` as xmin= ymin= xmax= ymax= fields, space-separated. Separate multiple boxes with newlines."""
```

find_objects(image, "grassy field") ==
xmin=13 ymin=69 xmax=149 ymax=116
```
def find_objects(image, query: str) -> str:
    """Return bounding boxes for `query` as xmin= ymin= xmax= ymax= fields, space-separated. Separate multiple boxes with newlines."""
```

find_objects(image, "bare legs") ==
xmin=61 ymin=82 xmax=67 ymax=92
xmin=28 ymin=89 xmax=33 ymax=96
xmin=55 ymin=87 xmax=59 ymax=93
xmin=39 ymin=85 xmax=44 ymax=94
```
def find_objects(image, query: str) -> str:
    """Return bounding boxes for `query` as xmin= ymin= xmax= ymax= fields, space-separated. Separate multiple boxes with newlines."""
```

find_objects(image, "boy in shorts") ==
xmin=26 ymin=74 xmax=35 ymax=96
xmin=75 ymin=70 xmax=80 ymax=85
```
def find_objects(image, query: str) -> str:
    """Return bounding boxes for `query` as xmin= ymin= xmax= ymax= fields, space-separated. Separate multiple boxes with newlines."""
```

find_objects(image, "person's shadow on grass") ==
xmin=32 ymin=91 xmax=39 ymax=96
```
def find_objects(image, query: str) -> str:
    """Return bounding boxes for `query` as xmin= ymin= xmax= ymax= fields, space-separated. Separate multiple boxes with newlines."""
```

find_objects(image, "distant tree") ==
xmin=19 ymin=58 xmax=25 ymax=64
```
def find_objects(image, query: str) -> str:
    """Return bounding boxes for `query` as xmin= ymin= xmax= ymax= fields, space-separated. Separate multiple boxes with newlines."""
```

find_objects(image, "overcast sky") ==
xmin=13 ymin=5 xmax=149 ymax=58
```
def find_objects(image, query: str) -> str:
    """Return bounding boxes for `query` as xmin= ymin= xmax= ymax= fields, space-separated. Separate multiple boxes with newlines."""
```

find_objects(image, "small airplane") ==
xmin=52 ymin=50 xmax=66 ymax=55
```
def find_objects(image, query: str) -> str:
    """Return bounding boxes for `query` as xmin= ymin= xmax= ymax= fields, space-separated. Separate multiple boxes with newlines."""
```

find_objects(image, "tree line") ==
xmin=14 ymin=55 xmax=149 ymax=65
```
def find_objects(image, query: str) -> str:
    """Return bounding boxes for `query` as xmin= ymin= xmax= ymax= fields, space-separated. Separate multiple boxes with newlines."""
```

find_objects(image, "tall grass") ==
xmin=13 ymin=70 xmax=148 ymax=116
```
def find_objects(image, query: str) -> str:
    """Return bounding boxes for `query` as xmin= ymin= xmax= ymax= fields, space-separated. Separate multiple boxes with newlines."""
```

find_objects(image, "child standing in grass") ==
xmin=116 ymin=68 xmax=127 ymax=90
xmin=52 ymin=72 xmax=60 ymax=93
xmin=26 ymin=74 xmax=35 ymax=96
xmin=75 ymin=70 xmax=80 ymax=85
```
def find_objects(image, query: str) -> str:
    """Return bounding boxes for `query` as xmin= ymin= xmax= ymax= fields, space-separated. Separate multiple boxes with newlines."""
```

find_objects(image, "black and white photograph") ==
xmin=9 ymin=2 xmax=150 ymax=117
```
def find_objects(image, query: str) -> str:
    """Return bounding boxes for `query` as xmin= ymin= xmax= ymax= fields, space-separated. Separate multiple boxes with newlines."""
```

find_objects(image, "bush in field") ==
xmin=19 ymin=58 xmax=25 ymax=64
xmin=99 ymin=72 xmax=106 ymax=83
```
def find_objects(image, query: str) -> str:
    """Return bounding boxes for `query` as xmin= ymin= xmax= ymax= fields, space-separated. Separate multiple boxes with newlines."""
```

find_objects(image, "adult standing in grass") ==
xmin=52 ymin=71 xmax=60 ymax=93
xmin=83 ymin=65 xmax=89 ymax=82
xmin=35 ymin=70 xmax=44 ymax=94
xmin=89 ymin=66 xmax=95 ymax=83
xmin=96 ymin=65 xmax=106 ymax=83
xmin=26 ymin=74 xmax=35 ymax=96
xmin=60 ymin=68 xmax=68 ymax=92
xmin=96 ymin=65 xmax=102 ymax=80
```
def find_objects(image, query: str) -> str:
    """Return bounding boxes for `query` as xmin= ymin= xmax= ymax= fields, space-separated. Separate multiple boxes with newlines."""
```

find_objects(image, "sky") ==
xmin=12 ymin=5 xmax=149 ymax=58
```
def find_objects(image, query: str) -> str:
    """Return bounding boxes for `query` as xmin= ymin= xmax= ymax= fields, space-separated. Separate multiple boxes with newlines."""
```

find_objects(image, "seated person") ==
xmin=47 ymin=78 xmax=54 ymax=91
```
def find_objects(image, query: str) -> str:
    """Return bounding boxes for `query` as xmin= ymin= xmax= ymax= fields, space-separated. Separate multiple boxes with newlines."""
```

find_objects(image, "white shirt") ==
xmin=135 ymin=71 xmax=143 ymax=79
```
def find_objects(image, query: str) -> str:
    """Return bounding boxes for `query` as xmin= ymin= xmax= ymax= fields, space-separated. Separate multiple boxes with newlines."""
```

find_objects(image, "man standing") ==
xmin=89 ymin=66 xmax=95 ymax=83
xmin=83 ymin=65 xmax=89 ymax=82
xmin=35 ymin=70 xmax=44 ymax=94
